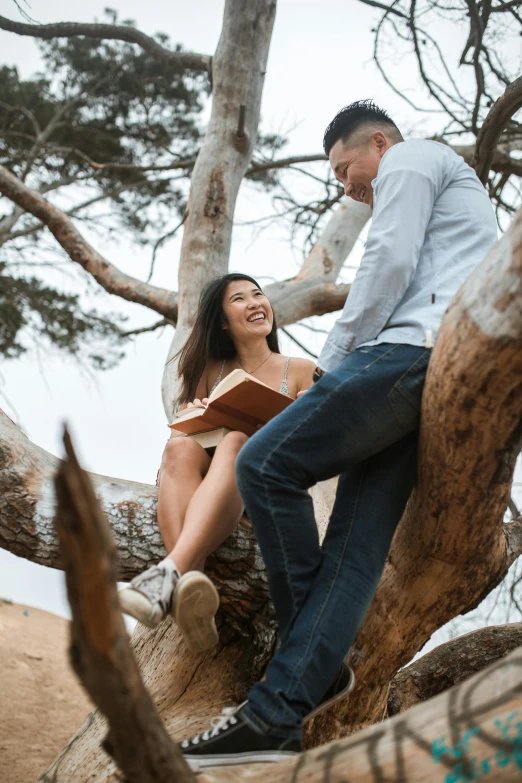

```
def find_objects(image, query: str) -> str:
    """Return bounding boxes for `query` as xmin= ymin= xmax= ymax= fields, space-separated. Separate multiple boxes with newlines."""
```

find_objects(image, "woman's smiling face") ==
xmin=222 ymin=279 xmax=273 ymax=342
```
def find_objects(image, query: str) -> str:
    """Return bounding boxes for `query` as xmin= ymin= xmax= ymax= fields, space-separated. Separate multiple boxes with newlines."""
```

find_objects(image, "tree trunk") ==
xmin=162 ymin=0 xmax=277 ymax=418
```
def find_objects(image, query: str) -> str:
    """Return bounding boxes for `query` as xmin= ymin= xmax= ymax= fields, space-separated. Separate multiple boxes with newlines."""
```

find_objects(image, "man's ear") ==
xmin=373 ymin=130 xmax=388 ymax=157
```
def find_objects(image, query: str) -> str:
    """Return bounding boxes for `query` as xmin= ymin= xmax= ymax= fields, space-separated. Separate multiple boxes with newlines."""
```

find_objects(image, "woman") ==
xmin=119 ymin=273 xmax=315 ymax=652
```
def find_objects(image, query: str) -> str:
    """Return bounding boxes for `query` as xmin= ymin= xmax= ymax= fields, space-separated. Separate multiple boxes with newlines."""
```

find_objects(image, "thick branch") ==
xmin=0 ymin=164 xmax=178 ymax=320
xmin=388 ymin=623 xmax=522 ymax=716
xmin=0 ymin=15 xmax=211 ymax=75
xmin=474 ymin=75 xmax=522 ymax=183
xmin=55 ymin=428 xmax=194 ymax=782
xmin=204 ymin=644 xmax=522 ymax=782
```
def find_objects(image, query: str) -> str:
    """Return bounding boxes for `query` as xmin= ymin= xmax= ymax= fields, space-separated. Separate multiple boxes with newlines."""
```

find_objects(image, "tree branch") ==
xmin=388 ymin=623 xmax=522 ymax=716
xmin=0 ymin=164 xmax=179 ymax=319
xmin=55 ymin=427 xmax=194 ymax=782
xmin=0 ymin=15 xmax=211 ymax=75
xmin=473 ymin=75 xmax=522 ymax=184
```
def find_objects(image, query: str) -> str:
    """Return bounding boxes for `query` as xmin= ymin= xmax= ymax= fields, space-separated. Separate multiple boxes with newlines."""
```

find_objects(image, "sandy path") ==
xmin=0 ymin=600 xmax=91 ymax=783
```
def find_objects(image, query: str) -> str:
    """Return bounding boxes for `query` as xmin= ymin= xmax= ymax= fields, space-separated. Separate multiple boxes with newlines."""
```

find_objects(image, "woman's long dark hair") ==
xmin=176 ymin=273 xmax=280 ymax=407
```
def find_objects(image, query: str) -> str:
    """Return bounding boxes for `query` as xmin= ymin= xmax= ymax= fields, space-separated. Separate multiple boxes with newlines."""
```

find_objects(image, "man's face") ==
xmin=329 ymin=130 xmax=391 ymax=209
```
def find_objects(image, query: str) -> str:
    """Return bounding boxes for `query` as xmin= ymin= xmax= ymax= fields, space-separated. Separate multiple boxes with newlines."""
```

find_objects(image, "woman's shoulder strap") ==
xmin=209 ymin=359 xmax=226 ymax=395
xmin=279 ymin=357 xmax=290 ymax=395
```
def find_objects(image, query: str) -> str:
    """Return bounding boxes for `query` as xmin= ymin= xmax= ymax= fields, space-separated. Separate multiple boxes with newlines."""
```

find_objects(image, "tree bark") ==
xmin=162 ymin=0 xmax=278 ymax=418
xmin=199 ymin=643 xmax=522 ymax=782
xmin=54 ymin=429 xmax=194 ymax=782
xmin=388 ymin=623 xmax=522 ymax=716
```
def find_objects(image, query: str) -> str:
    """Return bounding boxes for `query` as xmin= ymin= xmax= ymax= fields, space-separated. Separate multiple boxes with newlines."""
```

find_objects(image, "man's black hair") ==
xmin=323 ymin=99 xmax=402 ymax=156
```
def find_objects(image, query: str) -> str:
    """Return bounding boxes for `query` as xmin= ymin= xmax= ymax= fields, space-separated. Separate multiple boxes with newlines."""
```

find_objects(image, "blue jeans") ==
xmin=235 ymin=343 xmax=431 ymax=740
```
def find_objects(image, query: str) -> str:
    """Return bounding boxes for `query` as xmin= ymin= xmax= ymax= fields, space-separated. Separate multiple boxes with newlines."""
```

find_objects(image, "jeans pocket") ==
xmin=387 ymin=349 xmax=431 ymax=432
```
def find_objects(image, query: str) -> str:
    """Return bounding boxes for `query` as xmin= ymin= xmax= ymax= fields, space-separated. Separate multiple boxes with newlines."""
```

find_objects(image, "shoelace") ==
xmin=132 ymin=565 xmax=175 ymax=611
xmin=181 ymin=705 xmax=244 ymax=748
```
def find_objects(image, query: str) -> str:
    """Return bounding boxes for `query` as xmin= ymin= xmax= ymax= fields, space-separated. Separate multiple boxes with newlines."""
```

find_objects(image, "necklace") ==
xmin=236 ymin=351 xmax=273 ymax=376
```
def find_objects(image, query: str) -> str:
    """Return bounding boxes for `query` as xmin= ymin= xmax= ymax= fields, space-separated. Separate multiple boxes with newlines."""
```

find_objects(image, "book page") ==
xmin=209 ymin=368 xmax=271 ymax=401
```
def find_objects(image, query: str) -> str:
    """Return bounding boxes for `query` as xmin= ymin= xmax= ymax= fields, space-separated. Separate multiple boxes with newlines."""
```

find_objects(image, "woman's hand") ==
xmin=186 ymin=397 xmax=209 ymax=409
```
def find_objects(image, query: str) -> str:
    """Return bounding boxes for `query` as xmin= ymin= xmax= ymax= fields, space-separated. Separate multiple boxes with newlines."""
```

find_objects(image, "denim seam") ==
xmin=388 ymin=348 xmax=431 ymax=409
xmin=269 ymin=461 xmax=367 ymax=727
xmin=262 ymin=471 xmax=300 ymax=620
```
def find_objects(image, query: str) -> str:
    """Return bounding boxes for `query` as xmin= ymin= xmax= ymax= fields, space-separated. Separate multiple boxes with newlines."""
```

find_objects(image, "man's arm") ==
xmin=317 ymin=165 xmax=439 ymax=373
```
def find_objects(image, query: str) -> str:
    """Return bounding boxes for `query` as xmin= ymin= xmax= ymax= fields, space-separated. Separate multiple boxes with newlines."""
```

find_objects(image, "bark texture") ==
xmin=54 ymin=429 xmax=194 ymax=782
xmin=388 ymin=623 xmax=522 ymax=716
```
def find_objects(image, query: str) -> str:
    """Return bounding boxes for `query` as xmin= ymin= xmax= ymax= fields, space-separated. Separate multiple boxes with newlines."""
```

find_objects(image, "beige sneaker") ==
xmin=119 ymin=559 xmax=180 ymax=628
xmin=174 ymin=571 xmax=220 ymax=653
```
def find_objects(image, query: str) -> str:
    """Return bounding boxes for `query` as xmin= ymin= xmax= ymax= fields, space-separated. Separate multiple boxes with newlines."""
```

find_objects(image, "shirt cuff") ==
xmin=318 ymin=338 xmax=351 ymax=373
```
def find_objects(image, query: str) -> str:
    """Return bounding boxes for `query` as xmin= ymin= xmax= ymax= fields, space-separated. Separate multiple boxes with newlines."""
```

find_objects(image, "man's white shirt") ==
xmin=318 ymin=139 xmax=498 ymax=372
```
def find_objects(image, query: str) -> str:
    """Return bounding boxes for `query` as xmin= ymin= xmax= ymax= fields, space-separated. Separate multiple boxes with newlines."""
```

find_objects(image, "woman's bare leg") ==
xmin=157 ymin=437 xmax=212 ymax=553
xmin=167 ymin=431 xmax=249 ymax=573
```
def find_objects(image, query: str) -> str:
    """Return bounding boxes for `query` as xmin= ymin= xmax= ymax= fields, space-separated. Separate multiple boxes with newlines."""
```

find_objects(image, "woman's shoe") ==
xmin=173 ymin=571 xmax=220 ymax=652
xmin=118 ymin=559 xmax=180 ymax=628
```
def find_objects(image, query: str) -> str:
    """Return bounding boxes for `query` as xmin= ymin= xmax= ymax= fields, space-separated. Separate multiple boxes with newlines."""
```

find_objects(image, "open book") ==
xmin=169 ymin=369 xmax=294 ymax=444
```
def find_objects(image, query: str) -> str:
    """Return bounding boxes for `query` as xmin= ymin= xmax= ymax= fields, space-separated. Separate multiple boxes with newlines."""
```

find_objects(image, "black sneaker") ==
xmin=179 ymin=706 xmax=301 ymax=771
xmin=303 ymin=662 xmax=355 ymax=723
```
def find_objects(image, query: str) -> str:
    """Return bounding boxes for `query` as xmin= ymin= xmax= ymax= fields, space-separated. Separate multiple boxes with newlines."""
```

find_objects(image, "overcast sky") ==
xmin=0 ymin=0 xmax=519 ymax=646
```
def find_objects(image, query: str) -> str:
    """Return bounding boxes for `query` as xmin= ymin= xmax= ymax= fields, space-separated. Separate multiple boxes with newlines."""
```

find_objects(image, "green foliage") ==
xmin=0 ymin=9 xmax=288 ymax=367
xmin=0 ymin=263 xmax=126 ymax=368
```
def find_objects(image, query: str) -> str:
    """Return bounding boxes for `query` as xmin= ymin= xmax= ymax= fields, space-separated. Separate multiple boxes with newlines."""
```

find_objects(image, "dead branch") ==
xmin=0 ymin=15 xmax=211 ymax=75
xmin=54 ymin=427 xmax=194 ymax=782
xmin=474 ymin=75 xmax=522 ymax=184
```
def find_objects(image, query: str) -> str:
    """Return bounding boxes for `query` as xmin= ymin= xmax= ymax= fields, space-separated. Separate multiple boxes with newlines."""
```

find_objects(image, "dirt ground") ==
xmin=0 ymin=600 xmax=91 ymax=783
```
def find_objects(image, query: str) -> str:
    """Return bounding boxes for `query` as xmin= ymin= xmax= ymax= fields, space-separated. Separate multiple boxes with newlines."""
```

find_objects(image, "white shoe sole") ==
xmin=184 ymin=750 xmax=298 ymax=771
xmin=303 ymin=666 xmax=355 ymax=724
xmin=174 ymin=572 xmax=220 ymax=653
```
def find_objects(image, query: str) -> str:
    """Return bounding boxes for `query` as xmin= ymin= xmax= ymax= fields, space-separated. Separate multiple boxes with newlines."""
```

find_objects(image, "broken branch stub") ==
xmin=54 ymin=426 xmax=195 ymax=783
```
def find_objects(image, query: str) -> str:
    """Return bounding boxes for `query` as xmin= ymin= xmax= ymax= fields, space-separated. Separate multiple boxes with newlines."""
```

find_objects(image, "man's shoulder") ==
xmin=379 ymin=139 xmax=457 ymax=178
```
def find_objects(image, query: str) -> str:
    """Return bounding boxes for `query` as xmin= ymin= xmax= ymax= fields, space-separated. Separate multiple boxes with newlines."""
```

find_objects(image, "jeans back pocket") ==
xmin=387 ymin=349 xmax=431 ymax=432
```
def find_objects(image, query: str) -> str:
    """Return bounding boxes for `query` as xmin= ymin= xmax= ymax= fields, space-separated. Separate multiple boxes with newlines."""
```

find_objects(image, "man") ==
xmin=179 ymin=99 xmax=498 ymax=769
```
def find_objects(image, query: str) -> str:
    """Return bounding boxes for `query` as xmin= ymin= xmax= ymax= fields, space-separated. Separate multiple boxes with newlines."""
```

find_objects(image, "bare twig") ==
xmin=123 ymin=318 xmax=174 ymax=337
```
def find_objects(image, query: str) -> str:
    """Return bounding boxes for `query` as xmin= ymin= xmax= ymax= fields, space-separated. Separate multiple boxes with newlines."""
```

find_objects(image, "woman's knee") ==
xmin=161 ymin=436 xmax=206 ymax=472
xmin=217 ymin=430 xmax=249 ymax=456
